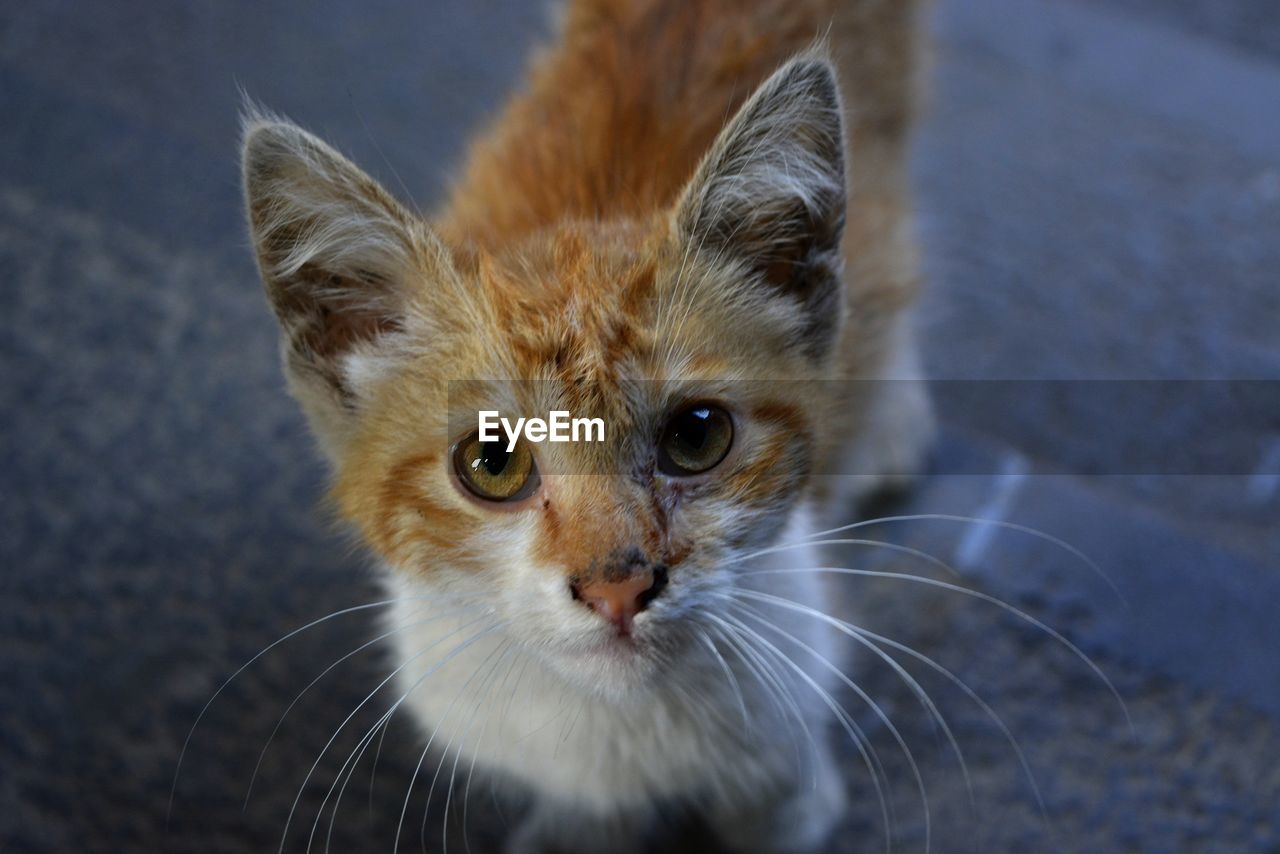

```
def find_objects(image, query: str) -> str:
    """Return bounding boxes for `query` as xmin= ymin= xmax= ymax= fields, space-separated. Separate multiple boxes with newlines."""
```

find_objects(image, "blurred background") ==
xmin=2 ymin=0 xmax=1278 ymax=850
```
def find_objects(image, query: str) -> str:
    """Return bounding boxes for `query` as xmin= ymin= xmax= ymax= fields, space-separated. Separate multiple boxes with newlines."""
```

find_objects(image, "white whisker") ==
xmin=731 ymin=536 xmax=960 ymax=577
xmin=740 ymin=566 xmax=1134 ymax=735
xmin=431 ymin=640 xmax=515 ymax=854
xmin=281 ymin=618 xmax=503 ymax=854
xmin=394 ymin=634 xmax=509 ymax=854
xmin=170 ymin=596 xmax=407 ymax=817
xmin=246 ymin=597 xmax=485 ymax=807
xmin=851 ymin=625 xmax=1049 ymax=824
xmin=733 ymin=591 xmax=971 ymax=807
xmin=308 ymin=617 xmax=503 ymax=853
xmin=462 ymin=650 xmax=523 ymax=854
xmin=716 ymin=609 xmax=898 ymax=854
xmin=796 ymin=513 xmax=1126 ymax=606
xmin=323 ymin=703 xmax=396 ymax=853
xmin=696 ymin=626 xmax=752 ymax=731
xmin=702 ymin=612 xmax=820 ymax=786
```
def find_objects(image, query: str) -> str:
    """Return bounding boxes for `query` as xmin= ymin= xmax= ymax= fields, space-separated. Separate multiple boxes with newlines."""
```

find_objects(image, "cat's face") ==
xmin=244 ymin=60 xmax=848 ymax=696
xmin=333 ymin=221 xmax=837 ymax=694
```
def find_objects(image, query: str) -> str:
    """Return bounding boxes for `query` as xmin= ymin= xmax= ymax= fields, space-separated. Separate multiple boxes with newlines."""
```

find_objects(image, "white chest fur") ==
xmin=382 ymin=508 xmax=843 ymax=817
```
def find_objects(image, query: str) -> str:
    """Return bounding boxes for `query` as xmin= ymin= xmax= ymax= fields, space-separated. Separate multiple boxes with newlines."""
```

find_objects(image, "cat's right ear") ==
xmin=242 ymin=111 xmax=451 ymax=455
xmin=669 ymin=56 xmax=847 ymax=360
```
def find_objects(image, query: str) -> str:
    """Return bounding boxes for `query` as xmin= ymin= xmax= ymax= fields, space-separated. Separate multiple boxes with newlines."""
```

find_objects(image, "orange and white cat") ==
xmin=243 ymin=0 xmax=930 ymax=850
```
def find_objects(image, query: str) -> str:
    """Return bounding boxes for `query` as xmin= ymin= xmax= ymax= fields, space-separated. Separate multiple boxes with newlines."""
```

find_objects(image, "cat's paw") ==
xmin=710 ymin=751 xmax=847 ymax=854
xmin=827 ymin=372 xmax=935 ymax=518
xmin=503 ymin=803 xmax=648 ymax=854
xmin=861 ymin=371 xmax=935 ymax=493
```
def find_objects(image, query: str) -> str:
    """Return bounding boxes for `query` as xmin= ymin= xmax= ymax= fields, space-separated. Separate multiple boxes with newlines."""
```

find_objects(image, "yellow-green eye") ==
xmin=658 ymin=403 xmax=733 ymax=475
xmin=452 ymin=434 xmax=537 ymax=502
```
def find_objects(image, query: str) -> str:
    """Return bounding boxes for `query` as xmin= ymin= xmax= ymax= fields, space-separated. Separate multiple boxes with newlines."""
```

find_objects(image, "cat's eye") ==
xmin=658 ymin=403 xmax=734 ymax=476
xmin=452 ymin=433 xmax=538 ymax=502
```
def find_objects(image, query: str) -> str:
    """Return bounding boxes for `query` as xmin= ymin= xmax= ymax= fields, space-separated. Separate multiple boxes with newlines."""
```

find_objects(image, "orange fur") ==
xmin=245 ymin=0 xmax=927 ymax=594
xmin=430 ymin=0 xmax=928 ymax=521
xmin=440 ymin=0 xmax=920 ymax=245
xmin=243 ymin=3 xmax=932 ymax=842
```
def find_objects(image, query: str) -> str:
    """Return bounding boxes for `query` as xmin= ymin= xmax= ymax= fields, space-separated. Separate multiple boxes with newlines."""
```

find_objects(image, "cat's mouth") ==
xmin=574 ymin=624 xmax=665 ymax=676
xmin=587 ymin=628 xmax=645 ymax=656
xmin=542 ymin=626 xmax=662 ymax=698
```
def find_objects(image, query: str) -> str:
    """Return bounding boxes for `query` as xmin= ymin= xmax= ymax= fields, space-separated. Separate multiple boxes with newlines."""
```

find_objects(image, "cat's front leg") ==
xmin=708 ymin=743 xmax=847 ymax=854
xmin=503 ymin=799 xmax=650 ymax=854
xmin=829 ymin=320 xmax=935 ymax=517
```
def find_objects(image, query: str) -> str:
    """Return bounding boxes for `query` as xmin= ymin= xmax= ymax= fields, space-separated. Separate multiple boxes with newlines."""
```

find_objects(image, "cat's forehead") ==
xmin=487 ymin=223 xmax=656 ymax=304
xmin=478 ymin=224 xmax=664 ymax=380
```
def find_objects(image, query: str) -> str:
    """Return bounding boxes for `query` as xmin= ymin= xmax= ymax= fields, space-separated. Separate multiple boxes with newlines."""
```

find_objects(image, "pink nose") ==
xmin=572 ymin=571 xmax=659 ymax=635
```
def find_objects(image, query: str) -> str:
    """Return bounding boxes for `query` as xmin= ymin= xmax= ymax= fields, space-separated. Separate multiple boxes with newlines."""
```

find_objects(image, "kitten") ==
xmin=243 ymin=0 xmax=932 ymax=850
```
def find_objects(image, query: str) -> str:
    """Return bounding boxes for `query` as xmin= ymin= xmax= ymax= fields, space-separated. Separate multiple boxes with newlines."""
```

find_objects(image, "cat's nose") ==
xmin=571 ymin=568 xmax=666 ymax=635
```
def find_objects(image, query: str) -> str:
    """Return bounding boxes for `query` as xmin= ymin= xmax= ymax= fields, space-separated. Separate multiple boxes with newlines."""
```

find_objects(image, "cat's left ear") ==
xmin=671 ymin=56 xmax=847 ymax=357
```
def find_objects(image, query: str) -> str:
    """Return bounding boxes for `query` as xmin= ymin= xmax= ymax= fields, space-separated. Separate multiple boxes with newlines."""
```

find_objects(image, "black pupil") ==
xmin=674 ymin=408 xmax=712 ymax=451
xmin=476 ymin=442 xmax=509 ymax=476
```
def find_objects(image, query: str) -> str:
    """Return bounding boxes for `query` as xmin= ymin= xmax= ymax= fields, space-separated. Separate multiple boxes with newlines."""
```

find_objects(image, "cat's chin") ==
xmin=541 ymin=630 xmax=668 ymax=700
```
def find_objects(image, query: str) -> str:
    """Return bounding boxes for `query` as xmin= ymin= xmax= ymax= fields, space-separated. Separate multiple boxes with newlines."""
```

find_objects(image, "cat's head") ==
xmin=244 ymin=58 xmax=847 ymax=696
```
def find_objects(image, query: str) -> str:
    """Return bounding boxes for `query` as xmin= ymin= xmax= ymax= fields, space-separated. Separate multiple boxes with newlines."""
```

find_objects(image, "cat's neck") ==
xmin=434 ymin=4 xmax=811 ymax=249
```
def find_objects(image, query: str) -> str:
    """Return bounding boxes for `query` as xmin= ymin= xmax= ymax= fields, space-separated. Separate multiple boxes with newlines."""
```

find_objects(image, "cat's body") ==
xmin=243 ymin=0 xmax=929 ymax=850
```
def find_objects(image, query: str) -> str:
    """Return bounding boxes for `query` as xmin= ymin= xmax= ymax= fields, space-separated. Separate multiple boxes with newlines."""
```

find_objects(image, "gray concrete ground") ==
xmin=1 ymin=1 xmax=1277 ymax=851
